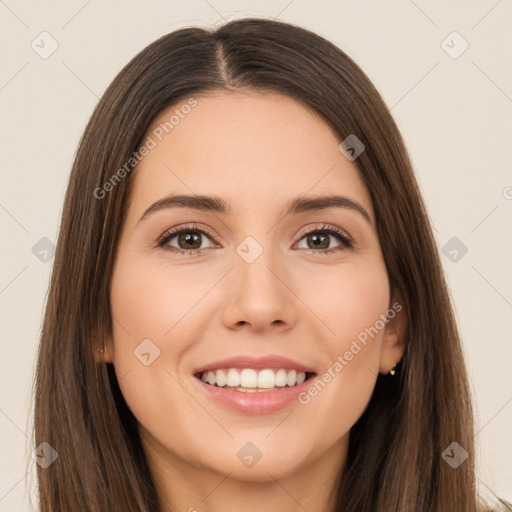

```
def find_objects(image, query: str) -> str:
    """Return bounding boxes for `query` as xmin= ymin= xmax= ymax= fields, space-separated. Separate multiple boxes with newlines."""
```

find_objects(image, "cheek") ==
xmin=310 ymin=261 xmax=390 ymax=350
xmin=109 ymin=254 xmax=210 ymax=356
xmin=107 ymin=256 xmax=205 ymax=449
xmin=294 ymin=262 xmax=389 ymax=430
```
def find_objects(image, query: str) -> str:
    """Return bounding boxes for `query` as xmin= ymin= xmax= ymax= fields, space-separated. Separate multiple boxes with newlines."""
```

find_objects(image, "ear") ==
xmin=92 ymin=330 xmax=114 ymax=365
xmin=378 ymin=287 xmax=408 ymax=374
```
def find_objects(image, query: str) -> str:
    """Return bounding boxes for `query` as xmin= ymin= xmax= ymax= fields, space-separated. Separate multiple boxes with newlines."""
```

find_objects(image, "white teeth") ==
xmin=227 ymin=368 xmax=240 ymax=387
xmin=275 ymin=369 xmax=288 ymax=387
xmin=257 ymin=369 xmax=275 ymax=389
xmin=286 ymin=370 xmax=297 ymax=387
xmin=215 ymin=369 xmax=227 ymax=387
xmin=198 ymin=368 xmax=309 ymax=390
xmin=240 ymin=369 xmax=258 ymax=388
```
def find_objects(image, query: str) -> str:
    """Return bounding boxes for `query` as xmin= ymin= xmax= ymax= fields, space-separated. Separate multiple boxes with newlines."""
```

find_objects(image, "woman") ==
xmin=32 ymin=17 xmax=507 ymax=511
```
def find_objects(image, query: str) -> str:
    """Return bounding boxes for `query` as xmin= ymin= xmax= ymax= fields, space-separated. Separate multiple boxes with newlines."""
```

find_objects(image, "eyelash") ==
xmin=155 ymin=223 xmax=353 ymax=256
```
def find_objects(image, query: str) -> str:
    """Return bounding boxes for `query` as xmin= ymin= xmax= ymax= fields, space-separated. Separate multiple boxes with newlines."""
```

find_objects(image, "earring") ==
xmin=389 ymin=364 xmax=396 ymax=376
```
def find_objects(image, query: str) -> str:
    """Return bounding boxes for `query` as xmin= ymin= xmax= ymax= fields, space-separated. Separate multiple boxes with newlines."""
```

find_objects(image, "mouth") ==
xmin=194 ymin=368 xmax=317 ymax=393
xmin=191 ymin=355 xmax=318 ymax=413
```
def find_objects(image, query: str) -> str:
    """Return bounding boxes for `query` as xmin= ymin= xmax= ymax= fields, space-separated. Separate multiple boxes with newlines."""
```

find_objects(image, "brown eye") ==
xmin=304 ymin=232 xmax=331 ymax=250
xmin=157 ymin=224 xmax=217 ymax=254
xmin=175 ymin=231 xmax=203 ymax=250
xmin=296 ymin=225 xmax=353 ymax=254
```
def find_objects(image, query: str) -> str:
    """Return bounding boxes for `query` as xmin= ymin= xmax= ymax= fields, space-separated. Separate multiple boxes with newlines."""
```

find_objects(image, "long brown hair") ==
xmin=33 ymin=17 xmax=489 ymax=511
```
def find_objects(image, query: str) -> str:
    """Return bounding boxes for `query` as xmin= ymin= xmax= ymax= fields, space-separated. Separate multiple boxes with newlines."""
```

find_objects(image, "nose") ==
xmin=221 ymin=243 xmax=298 ymax=333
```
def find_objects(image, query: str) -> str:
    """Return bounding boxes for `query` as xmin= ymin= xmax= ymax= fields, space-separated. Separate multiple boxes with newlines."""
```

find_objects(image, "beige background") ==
xmin=1 ymin=0 xmax=511 ymax=509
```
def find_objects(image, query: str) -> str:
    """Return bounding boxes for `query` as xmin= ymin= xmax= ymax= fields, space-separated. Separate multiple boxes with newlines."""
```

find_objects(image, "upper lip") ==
xmin=193 ymin=355 xmax=316 ymax=375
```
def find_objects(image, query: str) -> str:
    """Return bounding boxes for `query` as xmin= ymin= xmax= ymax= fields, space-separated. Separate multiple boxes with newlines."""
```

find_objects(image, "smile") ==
xmin=195 ymin=368 xmax=315 ymax=391
xmin=192 ymin=355 xmax=318 ymax=414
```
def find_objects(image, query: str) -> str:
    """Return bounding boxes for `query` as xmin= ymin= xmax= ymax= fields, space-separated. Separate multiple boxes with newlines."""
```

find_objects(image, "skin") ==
xmin=103 ymin=90 xmax=407 ymax=512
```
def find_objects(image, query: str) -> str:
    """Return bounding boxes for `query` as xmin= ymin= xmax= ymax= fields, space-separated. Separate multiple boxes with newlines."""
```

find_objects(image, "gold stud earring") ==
xmin=389 ymin=364 xmax=396 ymax=376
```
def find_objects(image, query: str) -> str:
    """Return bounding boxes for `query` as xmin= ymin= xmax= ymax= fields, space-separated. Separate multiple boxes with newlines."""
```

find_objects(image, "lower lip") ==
xmin=192 ymin=375 xmax=316 ymax=414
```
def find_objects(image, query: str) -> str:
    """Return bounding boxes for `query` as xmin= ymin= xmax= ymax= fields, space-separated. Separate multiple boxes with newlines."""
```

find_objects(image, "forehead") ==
xmin=129 ymin=90 xmax=374 ymax=222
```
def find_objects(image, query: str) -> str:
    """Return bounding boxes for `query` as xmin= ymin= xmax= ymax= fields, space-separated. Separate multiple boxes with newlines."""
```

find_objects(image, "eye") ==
xmin=295 ymin=224 xmax=353 ymax=254
xmin=156 ymin=223 xmax=218 ymax=255
xmin=155 ymin=223 xmax=353 ymax=256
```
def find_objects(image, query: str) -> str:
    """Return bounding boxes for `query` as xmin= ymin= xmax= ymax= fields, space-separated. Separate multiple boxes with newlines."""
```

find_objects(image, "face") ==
xmin=105 ymin=90 xmax=406 ymax=485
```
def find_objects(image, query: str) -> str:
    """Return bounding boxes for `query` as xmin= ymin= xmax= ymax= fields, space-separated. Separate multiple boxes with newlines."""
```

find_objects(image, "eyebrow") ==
xmin=137 ymin=193 xmax=372 ymax=224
